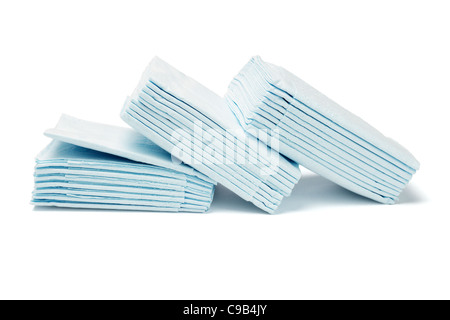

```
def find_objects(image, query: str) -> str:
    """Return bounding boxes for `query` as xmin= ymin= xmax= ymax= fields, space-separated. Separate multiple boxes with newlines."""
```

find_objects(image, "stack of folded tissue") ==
xmin=32 ymin=55 xmax=419 ymax=214
xmin=32 ymin=115 xmax=215 ymax=212
xmin=121 ymin=57 xmax=302 ymax=214
xmin=226 ymin=56 xmax=420 ymax=204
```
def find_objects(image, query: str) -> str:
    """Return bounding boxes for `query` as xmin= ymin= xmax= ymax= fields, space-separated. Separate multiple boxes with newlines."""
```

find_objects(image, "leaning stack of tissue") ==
xmin=121 ymin=57 xmax=302 ymax=214
xmin=226 ymin=56 xmax=419 ymax=204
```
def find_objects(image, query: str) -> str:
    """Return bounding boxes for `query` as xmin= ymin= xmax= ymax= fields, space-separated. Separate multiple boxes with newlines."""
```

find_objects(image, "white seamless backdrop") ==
xmin=0 ymin=0 xmax=448 ymax=299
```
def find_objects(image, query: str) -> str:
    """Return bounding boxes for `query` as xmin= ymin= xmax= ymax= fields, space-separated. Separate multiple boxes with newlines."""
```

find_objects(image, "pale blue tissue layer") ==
xmin=32 ymin=140 xmax=214 ymax=213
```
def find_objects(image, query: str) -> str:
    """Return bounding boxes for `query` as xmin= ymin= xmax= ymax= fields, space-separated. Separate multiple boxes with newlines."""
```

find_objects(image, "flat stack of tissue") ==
xmin=121 ymin=57 xmax=301 ymax=214
xmin=226 ymin=56 xmax=419 ymax=204
xmin=32 ymin=115 xmax=215 ymax=212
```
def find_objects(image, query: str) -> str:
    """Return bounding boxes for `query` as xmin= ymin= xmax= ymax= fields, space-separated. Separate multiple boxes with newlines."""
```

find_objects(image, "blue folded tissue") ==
xmin=32 ymin=55 xmax=420 ymax=214
xmin=225 ymin=56 xmax=420 ymax=204
xmin=32 ymin=115 xmax=215 ymax=212
xmin=121 ymin=57 xmax=302 ymax=214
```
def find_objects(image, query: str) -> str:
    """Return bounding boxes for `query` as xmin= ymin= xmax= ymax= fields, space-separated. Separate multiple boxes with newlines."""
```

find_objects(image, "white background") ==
xmin=0 ymin=0 xmax=449 ymax=300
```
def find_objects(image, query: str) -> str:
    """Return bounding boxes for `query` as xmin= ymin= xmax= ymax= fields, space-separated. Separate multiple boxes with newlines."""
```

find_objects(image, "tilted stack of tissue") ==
xmin=32 ymin=115 xmax=215 ymax=212
xmin=121 ymin=57 xmax=301 ymax=214
xmin=226 ymin=56 xmax=419 ymax=204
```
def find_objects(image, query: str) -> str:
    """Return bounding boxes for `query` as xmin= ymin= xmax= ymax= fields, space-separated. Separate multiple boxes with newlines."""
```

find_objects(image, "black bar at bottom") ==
xmin=147 ymin=301 xmax=301 ymax=318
